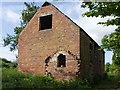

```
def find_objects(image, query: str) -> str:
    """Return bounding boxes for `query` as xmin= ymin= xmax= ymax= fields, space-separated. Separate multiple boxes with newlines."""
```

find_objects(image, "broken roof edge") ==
xmin=42 ymin=1 xmax=51 ymax=7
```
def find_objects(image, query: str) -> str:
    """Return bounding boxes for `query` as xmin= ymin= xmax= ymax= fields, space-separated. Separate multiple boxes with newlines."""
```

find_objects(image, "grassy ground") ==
xmin=94 ymin=75 xmax=120 ymax=90
xmin=2 ymin=68 xmax=92 ymax=89
xmin=1 ymin=58 xmax=120 ymax=89
xmin=2 ymin=67 xmax=120 ymax=89
xmin=0 ymin=68 xmax=2 ymax=90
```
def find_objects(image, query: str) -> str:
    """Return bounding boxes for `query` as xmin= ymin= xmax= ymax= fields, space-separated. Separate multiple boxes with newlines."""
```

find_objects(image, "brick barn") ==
xmin=18 ymin=2 xmax=104 ymax=80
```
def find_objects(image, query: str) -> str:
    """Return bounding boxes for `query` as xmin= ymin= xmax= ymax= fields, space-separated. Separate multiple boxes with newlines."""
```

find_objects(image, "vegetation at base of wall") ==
xmin=1 ymin=58 xmax=120 ymax=89
xmin=1 ymin=58 xmax=91 ymax=89
xmin=2 ymin=68 xmax=92 ymax=89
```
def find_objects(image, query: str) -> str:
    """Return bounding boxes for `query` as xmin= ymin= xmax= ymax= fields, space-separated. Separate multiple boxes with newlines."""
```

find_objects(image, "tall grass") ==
xmin=1 ymin=58 xmax=120 ymax=89
xmin=2 ymin=67 xmax=91 ymax=89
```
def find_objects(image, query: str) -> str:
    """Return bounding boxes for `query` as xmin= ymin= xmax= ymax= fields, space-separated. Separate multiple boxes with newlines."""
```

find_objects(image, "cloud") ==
xmin=0 ymin=46 xmax=18 ymax=61
xmin=0 ymin=3 xmax=23 ymax=61
xmin=0 ymin=40 xmax=17 ymax=61
xmin=75 ymin=16 xmax=117 ymax=45
xmin=6 ymin=10 xmax=21 ymax=23
xmin=62 ymin=3 xmax=117 ymax=45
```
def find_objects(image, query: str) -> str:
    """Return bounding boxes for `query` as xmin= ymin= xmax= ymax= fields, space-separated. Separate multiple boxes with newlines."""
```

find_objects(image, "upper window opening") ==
xmin=40 ymin=15 xmax=52 ymax=30
xmin=57 ymin=54 xmax=66 ymax=67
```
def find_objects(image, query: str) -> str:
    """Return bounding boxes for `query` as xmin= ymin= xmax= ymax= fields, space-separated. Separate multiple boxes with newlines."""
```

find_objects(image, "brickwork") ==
xmin=18 ymin=2 xmax=104 ymax=80
xmin=80 ymin=30 xmax=104 ymax=78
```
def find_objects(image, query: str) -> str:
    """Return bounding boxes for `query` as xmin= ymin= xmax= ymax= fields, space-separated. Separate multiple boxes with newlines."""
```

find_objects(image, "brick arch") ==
xmin=44 ymin=50 xmax=80 ymax=80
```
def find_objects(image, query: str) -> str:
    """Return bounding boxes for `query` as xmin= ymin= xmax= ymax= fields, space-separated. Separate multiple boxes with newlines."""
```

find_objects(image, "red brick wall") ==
xmin=18 ymin=3 xmax=104 ymax=80
xmin=18 ymin=4 xmax=80 ymax=80
xmin=80 ymin=30 xmax=104 ymax=78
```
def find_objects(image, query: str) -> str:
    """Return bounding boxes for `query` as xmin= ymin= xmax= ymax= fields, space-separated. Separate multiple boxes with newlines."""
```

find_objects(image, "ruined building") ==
xmin=18 ymin=2 xmax=104 ymax=80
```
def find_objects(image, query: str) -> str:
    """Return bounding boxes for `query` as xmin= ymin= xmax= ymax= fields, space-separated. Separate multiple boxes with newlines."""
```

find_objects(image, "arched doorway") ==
xmin=57 ymin=54 xmax=66 ymax=67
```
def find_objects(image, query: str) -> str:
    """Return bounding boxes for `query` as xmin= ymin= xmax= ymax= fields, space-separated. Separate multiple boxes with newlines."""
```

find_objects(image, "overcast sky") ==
xmin=0 ymin=1 xmax=117 ymax=63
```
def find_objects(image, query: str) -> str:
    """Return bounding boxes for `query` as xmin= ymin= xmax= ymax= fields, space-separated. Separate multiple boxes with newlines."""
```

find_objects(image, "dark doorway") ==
xmin=57 ymin=54 xmax=66 ymax=67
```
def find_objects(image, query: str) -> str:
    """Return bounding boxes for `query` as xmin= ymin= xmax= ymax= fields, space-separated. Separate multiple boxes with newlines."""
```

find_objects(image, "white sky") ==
xmin=0 ymin=1 xmax=117 ymax=63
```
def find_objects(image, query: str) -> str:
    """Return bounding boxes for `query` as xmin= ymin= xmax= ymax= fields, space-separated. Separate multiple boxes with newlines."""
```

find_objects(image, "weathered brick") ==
xmin=18 ymin=2 xmax=104 ymax=80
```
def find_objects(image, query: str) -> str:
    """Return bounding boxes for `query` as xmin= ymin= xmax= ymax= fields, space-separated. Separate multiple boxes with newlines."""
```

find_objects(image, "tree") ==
xmin=3 ymin=2 xmax=39 ymax=51
xmin=105 ymin=62 xmax=110 ymax=74
xmin=109 ymin=63 xmax=120 ymax=76
xmin=81 ymin=2 xmax=120 ymax=67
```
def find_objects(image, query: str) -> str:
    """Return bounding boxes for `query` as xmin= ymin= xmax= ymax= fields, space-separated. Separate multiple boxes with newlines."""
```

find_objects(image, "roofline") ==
xmin=47 ymin=2 xmax=104 ymax=52
xmin=20 ymin=2 xmax=104 ymax=53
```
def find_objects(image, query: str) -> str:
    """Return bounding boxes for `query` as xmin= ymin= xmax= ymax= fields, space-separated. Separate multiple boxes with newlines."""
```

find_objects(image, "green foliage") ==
xmin=81 ymin=2 xmax=120 ymax=71
xmin=3 ymin=2 xmax=39 ymax=51
xmin=105 ymin=62 xmax=120 ymax=76
xmin=105 ymin=62 xmax=110 ymax=73
xmin=1 ymin=58 xmax=91 ymax=89
xmin=0 ymin=58 xmax=17 ymax=68
xmin=81 ymin=2 xmax=120 ymax=19
xmin=102 ymin=27 xmax=120 ymax=66
xmin=1 ymin=57 xmax=119 ymax=89
xmin=109 ymin=63 xmax=120 ymax=76
xmin=2 ymin=68 xmax=30 ymax=88
xmin=2 ymin=67 xmax=91 ymax=89
xmin=22 ymin=2 xmax=39 ymax=25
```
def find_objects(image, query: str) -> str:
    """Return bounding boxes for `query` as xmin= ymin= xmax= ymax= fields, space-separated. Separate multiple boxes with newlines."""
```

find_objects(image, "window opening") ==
xmin=40 ymin=15 xmax=52 ymax=30
xmin=57 ymin=54 xmax=66 ymax=67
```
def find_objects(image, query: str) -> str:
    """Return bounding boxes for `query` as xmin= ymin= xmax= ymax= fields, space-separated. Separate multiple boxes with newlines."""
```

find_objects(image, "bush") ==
xmin=2 ymin=68 xmax=28 ymax=88
xmin=0 ymin=58 xmax=17 ymax=68
xmin=2 ymin=68 xmax=58 ymax=88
